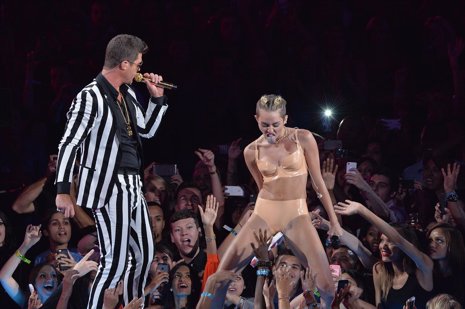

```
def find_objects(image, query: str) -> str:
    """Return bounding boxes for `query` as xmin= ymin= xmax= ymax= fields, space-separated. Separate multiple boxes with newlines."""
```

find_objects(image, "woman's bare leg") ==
xmin=210 ymin=213 xmax=270 ymax=308
xmin=283 ymin=214 xmax=335 ymax=305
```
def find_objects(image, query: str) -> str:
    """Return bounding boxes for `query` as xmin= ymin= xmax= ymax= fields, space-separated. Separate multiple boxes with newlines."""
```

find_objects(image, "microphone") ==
xmin=134 ymin=73 xmax=178 ymax=90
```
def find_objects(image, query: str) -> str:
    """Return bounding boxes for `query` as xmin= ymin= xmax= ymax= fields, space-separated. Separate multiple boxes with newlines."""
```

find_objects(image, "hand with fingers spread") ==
xmin=442 ymin=162 xmax=461 ymax=193
xmin=103 ymin=281 xmax=123 ymax=309
xmin=322 ymin=158 xmax=338 ymax=191
xmin=334 ymin=200 xmax=364 ymax=216
xmin=250 ymin=228 xmax=271 ymax=262
xmin=198 ymin=195 xmax=219 ymax=228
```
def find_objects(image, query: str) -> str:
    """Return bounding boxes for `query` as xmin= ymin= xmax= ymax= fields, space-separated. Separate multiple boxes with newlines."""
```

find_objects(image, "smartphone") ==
xmin=337 ymin=279 xmax=349 ymax=293
xmin=329 ymin=264 xmax=341 ymax=278
xmin=439 ymin=199 xmax=447 ymax=215
xmin=56 ymin=249 xmax=72 ymax=271
xmin=153 ymin=164 xmax=178 ymax=177
xmin=406 ymin=296 xmax=415 ymax=309
xmin=224 ymin=185 xmax=245 ymax=197
xmin=346 ymin=162 xmax=357 ymax=174
xmin=156 ymin=262 xmax=169 ymax=273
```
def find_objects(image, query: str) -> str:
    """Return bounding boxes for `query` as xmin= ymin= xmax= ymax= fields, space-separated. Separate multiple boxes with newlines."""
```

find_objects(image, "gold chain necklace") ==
xmin=274 ymin=128 xmax=289 ymax=144
xmin=116 ymin=95 xmax=133 ymax=137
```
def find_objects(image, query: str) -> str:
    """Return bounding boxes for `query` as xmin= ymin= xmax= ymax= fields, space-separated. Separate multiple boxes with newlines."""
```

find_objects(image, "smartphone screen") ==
xmin=337 ymin=279 xmax=349 ymax=293
xmin=346 ymin=162 xmax=357 ymax=173
xmin=157 ymin=262 xmax=169 ymax=273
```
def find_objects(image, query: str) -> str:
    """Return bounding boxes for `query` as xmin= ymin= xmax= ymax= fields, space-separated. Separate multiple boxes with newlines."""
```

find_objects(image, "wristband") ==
xmin=201 ymin=291 xmax=214 ymax=299
xmin=223 ymin=225 xmax=237 ymax=236
xmin=205 ymin=236 xmax=216 ymax=243
xmin=446 ymin=191 xmax=459 ymax=202
xmin=15 ymin=250 xmax=31 ymax=264
xmin=256 ymin=268 xmax=270 ymax=277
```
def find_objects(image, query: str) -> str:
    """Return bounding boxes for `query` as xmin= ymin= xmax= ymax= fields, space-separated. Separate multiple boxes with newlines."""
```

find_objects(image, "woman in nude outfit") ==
xmin=212 ymin=94 xmax=342 ymax=306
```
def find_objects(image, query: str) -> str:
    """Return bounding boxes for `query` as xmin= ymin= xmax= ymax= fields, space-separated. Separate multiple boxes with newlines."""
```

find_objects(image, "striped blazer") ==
xmin=56 ymin=75 xmax=168 ymax=209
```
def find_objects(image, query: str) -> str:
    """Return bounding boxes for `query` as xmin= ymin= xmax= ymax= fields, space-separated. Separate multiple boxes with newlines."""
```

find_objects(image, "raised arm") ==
xmin=300 ymin=130 xmax=342 ymax=236
xmin=194 ymin=149 xmax=225 ymax=228
xmin=335 ymin=200 xmax=433 ymax=286
xmin=0 ymin=225 xmax=42 ymax=307
xmin=312 ymin=210 xmax=376 ymax=270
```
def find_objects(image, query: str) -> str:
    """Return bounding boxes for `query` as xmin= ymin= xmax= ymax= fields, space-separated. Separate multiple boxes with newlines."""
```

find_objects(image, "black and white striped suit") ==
xmin=56 ymin=74 xmax=167 ymax=308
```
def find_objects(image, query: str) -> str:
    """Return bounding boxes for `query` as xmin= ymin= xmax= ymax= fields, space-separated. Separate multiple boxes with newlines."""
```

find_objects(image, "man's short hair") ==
xmin=169 ymin=209 xmax=200 ymax=228
xmin=104 ymin=34 xmax=148 ymax=68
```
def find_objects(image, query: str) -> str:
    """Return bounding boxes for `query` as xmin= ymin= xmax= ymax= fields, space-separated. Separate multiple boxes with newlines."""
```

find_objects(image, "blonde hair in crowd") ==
xmin=256 ymin=94 xmax=287 ymax=116
xmin=427 ymin=294 xmax=462 ymax=309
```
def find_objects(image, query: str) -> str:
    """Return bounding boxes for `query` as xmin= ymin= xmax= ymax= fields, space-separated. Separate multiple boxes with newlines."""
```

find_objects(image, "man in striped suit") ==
xmin=55 ymin=34 xmax=168 ymax=308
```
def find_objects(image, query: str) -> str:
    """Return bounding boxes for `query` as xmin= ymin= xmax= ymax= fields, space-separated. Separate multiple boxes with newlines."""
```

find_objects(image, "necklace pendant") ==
xmin=127 ymin=124 xmax=133 ymax=137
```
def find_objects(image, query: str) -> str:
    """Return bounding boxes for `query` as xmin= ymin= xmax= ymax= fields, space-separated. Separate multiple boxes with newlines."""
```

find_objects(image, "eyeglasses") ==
xmin=126 ymin=60 xmax=143 ymax=71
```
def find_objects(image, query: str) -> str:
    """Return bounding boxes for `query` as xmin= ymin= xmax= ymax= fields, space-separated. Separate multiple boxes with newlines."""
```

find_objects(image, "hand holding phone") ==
xmin=337 ymin=279 xmax=349 ymax=293
xmin=156 ymin=262 xmax=169 ymax=273
xmin=346 ymin=162 xmax=357 ymax=174
xmin=406 ymin=296 xmax=415 ymax=309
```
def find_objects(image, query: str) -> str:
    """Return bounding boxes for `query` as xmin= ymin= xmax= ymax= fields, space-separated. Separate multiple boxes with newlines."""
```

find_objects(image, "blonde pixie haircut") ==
xmin=256 ymin=94 xmax=287 ymax=116
xmin=427 ymin=294 xmax=462 ymax=309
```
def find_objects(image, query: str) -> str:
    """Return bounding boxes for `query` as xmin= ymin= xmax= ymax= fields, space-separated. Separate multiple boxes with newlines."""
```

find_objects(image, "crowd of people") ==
xmin=1 ymin=0 xmax=465 ymax=308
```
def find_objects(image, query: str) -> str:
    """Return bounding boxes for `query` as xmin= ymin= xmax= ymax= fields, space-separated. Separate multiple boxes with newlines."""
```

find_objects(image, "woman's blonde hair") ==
xmin=256 ymin=94 xmax=287 ymax=116
xmin=427 ymin=294 xmax=462 ymax=309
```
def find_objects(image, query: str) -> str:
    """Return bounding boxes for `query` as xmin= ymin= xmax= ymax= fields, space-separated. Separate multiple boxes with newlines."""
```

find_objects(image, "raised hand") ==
xmin=311 ymin=209 xmax=329 ymax=230
xmin=103 ymin=281 xmax=123 ymax=309
xmin=300 ymin=267 xmax=317 ymax=293
xmin=344 ymin=169 xmax=371 ymax=192
xmin=22 ymin=225 xmax=42 ymax=250
xmin=275 ymin=266 xmax=295 ymax=299
xmin=262 ymin=278 xmax=276 ymax=308
xmin=198 ymin=195 xmax=219 ymax=227
xmin=442 ymin=162 xmax=460 ymax=193
xmin=331 ymin=284 xmax=351 ymax=309
xmin=27 ymin=289 xmax=42 ymax=309
xmin=73 ymin=249 xmax=99 ymax=277
xmin=334 ymin=200 xmax=364 ymax=216
xmin=228 ymin=138 xmax=243 ymax=160
xmin=194 ymin=148 xmax=216 ymax=169
xmin=250 ymin=228 xmax=271 ymax=261
xmin=322 ymin=158 xmax=338 ymax=191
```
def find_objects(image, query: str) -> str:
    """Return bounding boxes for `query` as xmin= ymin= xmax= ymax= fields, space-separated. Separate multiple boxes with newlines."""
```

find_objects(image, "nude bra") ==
xmin=255 ymin=129 xmax=308 ymax=182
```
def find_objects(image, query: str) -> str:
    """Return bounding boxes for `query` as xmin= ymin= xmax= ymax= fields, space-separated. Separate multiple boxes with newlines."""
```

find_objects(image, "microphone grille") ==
xmin=134 ymin=73 xmax=144 ymax=82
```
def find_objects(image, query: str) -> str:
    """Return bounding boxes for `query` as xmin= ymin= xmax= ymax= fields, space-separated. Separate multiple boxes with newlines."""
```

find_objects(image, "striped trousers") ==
xmin=88 ymin=174 xmax=154 ymax=309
